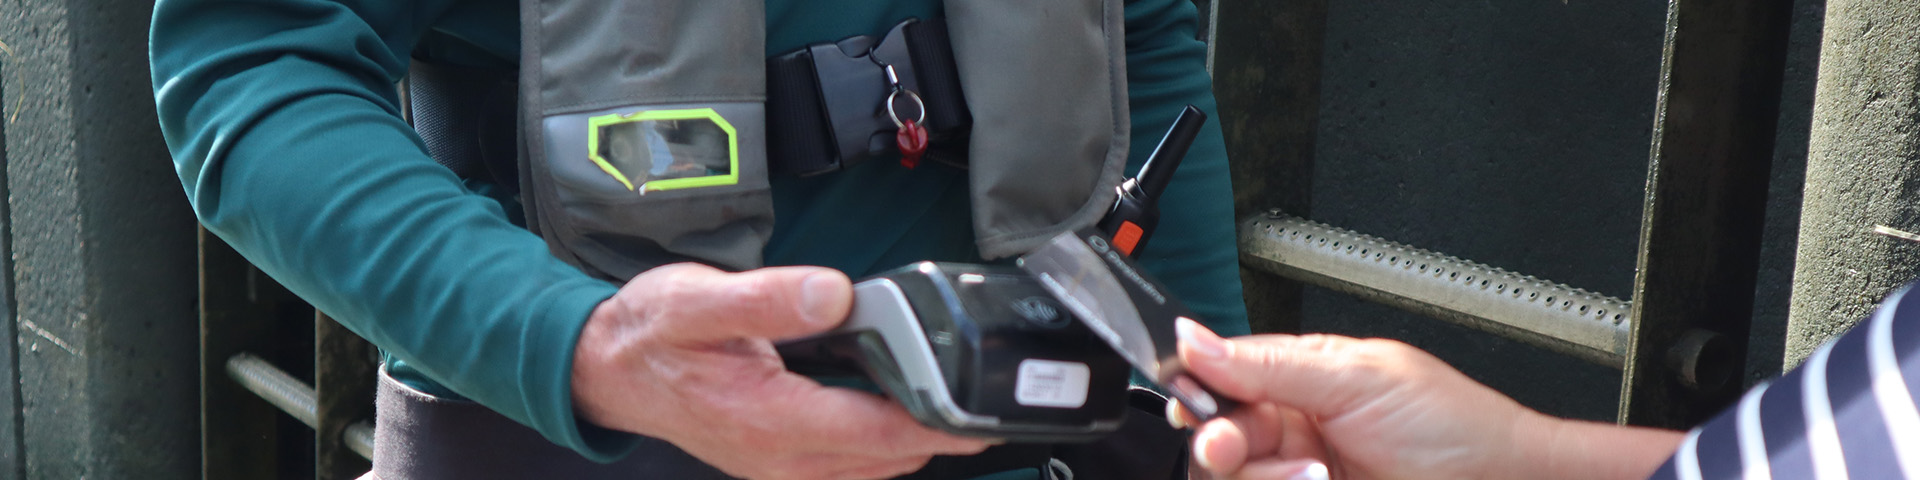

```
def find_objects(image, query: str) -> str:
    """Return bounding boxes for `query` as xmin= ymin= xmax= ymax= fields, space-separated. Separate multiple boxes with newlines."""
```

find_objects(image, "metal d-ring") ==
xmin=882 ymin=64 xmax=926 ymax=129
xmin=886 ymin=89 xmax=926 ymax=130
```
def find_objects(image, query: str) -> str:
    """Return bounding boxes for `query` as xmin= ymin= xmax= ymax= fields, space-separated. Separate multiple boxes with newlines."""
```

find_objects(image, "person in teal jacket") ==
xmin=151 ymin=0 xmax=1250 ymax=478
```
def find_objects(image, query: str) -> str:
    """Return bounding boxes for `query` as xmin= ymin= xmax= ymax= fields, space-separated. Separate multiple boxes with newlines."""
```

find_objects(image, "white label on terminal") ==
xmin=1015 ymin=359 xmax=1091 ymax=408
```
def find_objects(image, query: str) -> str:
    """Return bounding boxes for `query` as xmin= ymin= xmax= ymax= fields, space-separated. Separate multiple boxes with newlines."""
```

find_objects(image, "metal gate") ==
xmin=1218 ymin=0 xmax=1796 ymax=429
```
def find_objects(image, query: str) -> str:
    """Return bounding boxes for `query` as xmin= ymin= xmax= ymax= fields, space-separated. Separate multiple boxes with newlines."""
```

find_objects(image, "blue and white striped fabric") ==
xmin=1648 ymin=285 xmax=1920 ymax=480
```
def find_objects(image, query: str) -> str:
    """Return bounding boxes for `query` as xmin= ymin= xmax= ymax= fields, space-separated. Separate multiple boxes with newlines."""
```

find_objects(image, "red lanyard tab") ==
xmin=882 ymin=64 xmax=928 ymax=169
xmin=896 ymin=119 xmax=929 ymax=169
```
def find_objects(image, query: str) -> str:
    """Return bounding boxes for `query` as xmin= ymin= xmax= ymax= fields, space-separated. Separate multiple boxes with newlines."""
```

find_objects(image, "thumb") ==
xmin=1235 ymin=458 xmax=1331 ymax=480
xmin=1177 ymin=319 xmax=1403 ymax=419
xmin=634 ymin=264 xmax=853 ymax=343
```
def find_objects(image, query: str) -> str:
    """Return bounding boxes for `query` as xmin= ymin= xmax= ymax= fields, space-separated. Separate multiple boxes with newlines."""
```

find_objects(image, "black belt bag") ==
xmin=371 ymin=368 xmax=1057 ymax=480
xmin=369 ymin=368 xmax=1187 ymax=480
xmin=370 ymin=368 xmax=734 ymax=480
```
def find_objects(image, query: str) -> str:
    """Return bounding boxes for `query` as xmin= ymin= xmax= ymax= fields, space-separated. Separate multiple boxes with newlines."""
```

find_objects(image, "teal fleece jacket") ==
xmin=151 ymin=0 xmax=1249 ymax=464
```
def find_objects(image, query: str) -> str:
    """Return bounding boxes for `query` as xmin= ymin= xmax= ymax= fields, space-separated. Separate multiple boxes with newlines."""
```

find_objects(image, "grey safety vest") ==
xmin=392 ymin=3 xmax=1193 ymax=478
xmin=516 ymin=0 xmax=1132 ymax=280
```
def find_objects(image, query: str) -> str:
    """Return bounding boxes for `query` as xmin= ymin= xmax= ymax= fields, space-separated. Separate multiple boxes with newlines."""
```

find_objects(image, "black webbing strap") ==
xmin=765 ymin=52 xmax=837 ymax=175
xmin=410 ymin=19 xmax=968 ymax=182
xmin=406 ymin=60 xmax=520 ymax=193
xmin=765 ymin=18 xmax=971 ymax=176
xmin=904 ymin=21 xmax=968 ymax=132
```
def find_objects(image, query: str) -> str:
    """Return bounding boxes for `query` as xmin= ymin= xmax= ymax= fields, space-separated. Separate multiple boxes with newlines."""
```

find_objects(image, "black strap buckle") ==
xmin=766 ymin=18 xmax=971 ymax=177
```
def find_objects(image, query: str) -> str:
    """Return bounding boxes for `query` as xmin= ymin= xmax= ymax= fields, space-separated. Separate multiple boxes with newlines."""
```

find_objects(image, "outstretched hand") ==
xmin=571 ymin=263 xmax=990 ymax=480
xmin=1170 ymin=319 xmax=1682 ymax=480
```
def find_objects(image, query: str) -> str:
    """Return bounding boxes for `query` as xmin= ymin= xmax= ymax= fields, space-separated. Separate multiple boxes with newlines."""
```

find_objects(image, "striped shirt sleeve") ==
xmin=1648 ymin=284 xmax=1920 ymax=480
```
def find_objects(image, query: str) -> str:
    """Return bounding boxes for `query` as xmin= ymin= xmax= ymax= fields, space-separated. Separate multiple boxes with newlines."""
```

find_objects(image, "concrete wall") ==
xmin=1289 ymin=0 xmax=1824 ymax=421
xmin=1785 ymin=0 xmax=1920 ymax=367
xmin=1 ymin=0 xmax=202 ymax=478
xmin=0 ymin=45 xmax=19 ymax=479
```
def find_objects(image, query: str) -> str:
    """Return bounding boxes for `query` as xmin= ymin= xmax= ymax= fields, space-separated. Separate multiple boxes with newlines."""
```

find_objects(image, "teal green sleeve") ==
xmin=1124 ymin=0 xmax=1253 ymax=337
xmin=149 ymin=0 xmax=637 ymax=461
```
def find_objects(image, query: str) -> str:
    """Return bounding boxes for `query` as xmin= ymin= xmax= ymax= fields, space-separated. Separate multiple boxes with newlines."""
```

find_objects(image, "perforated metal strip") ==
xmin=1239 ymin=211 xmax=1632 ymax=368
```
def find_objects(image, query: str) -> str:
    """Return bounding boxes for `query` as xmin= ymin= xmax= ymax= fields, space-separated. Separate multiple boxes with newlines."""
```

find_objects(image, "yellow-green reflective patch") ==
xmin=586 ymin=108 xmax=740 ymax=194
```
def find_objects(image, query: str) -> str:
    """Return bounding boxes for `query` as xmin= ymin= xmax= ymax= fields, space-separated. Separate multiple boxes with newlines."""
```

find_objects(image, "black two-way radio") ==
xmin=1098 ymin=106 xmax=1206 ymax=258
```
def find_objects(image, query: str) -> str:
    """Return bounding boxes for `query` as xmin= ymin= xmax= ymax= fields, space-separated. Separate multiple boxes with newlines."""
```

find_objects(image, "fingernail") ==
xmin=1164 ymin=401 xmax=1190 ymax=429
xmin=1191 ymin=428 xmax=1219 ymax=471
xmin=1178 ymin=317 xmax=1227 ymax=360
xmin=1289 ymin=462 xmax=1330 ymax=480
xmin=800 ymin=272 xmax=843 ymax=325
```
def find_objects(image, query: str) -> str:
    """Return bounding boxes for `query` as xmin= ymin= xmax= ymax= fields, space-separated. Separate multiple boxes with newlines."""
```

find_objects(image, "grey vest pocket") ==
xmin=946 ymin=0 xmax=1131 ymax=259
xmin=520 ymin=0 xmax=771 ymax=278
xmin=535 ymin=103 xmax=772 ymax=279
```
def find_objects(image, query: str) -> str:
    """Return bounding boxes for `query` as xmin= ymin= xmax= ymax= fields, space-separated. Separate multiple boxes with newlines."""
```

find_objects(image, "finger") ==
xmin=1232 ymin=458 xmax=1330 ymax=480
xmin=1274 ymin=408 xmax=1329 ymax=463
xmin=764 ymin=375 xmax=991 ymax=457
xmin=1190 ymin=456 xmax=1216 ymax=480
xmin=1229 ymin=403 xmax=1290 ymax=461
xmin=827 ymin=455 xmax=936 ymax=480
xmin=1195 ymin=403 xmax=1292 ymax=476
xmin=638 ymin=264 xmax=854 ymax=343
xmin=1167 ymin=399 xmax=1201 ymax=429
xmin=1177 ymin=319 xmax=1403 ymax=418
xmin=1196 ymin=404 xmax=1330 ymax=480
xmin=756 ymin=451 xmax=929 ymax=480
xmin=1193 ymin=417 xmax=1250 ymax=474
